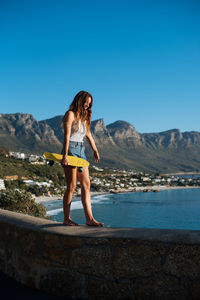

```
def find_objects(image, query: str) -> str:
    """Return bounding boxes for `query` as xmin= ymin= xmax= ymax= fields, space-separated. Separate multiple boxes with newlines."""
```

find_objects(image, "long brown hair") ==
xmin=63 ymin=91 xmax=93 ymax=133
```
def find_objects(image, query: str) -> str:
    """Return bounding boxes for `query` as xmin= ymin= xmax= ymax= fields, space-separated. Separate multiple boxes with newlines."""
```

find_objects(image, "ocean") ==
xmin=43 ymin=188 xmax=200 ymax=230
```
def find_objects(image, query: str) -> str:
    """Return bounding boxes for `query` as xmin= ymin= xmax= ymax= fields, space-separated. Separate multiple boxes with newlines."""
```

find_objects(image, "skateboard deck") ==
xmin=43 ymin=152 xmax=89 ymax=167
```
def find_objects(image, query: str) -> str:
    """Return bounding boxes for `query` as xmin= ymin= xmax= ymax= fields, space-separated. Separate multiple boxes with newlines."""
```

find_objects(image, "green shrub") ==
xmin=0 ymin=189 xmax=46 ymax=218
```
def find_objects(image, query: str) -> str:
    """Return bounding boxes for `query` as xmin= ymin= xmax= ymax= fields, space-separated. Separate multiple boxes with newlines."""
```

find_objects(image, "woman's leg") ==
xmin=63 ymin=165 xmax=78 ymax=226
xmin=77 ymin=167 xmax=104 ymax=226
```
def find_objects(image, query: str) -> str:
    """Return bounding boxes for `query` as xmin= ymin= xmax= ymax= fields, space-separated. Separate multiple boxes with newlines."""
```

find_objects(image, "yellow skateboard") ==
xmin=43 ymin=152 xmax=89 ymax=167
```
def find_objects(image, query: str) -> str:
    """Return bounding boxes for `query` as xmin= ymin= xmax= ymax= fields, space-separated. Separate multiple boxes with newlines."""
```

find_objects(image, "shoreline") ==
xmin=34 ymin=191 xmax=109 ymax=203
xmin=34 ymin=185 xmax=200 ymax=203
xmin=134 ymin=185 xmax=200 ymax=191
xmin=161 ymin=172 xmax=200 ymax=176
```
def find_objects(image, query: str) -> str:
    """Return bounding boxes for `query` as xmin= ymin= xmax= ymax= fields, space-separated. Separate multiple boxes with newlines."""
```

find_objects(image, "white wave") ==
xmin=92 ymin=194 xmax=110 ymax=201
xmin=71 ymin=198 xmax=104 ymax=210
xmin=71 ymin=200 xmax=83 ymax=210
xmin=46 ymin=208 xmax=63 ymax=216
xmin=46 ymin=194 xmax=110 ymax=216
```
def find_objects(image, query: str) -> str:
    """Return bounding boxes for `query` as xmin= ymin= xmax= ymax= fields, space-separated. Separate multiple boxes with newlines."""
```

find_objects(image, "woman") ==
xmin=61 ymin=91 xmax=104 ymax=227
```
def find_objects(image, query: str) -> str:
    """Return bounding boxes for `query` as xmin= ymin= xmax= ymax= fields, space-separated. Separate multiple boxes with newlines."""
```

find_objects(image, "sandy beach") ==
xmin=34 ymin=185 xmax=200 ymax=203
xmin=34 ymin=191 xmax=109 ymax=203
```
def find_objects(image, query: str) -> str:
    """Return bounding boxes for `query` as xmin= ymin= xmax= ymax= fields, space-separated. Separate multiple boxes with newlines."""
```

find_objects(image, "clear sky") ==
xmin=0 ymin=0 xmax=200 ymax=133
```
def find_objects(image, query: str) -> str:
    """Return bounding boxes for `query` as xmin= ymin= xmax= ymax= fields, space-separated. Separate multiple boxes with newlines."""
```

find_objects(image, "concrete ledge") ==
xmin=0 ymin=208 xmax=200 ymax=299
xmin=1 ymin=208 xmax=200 ymax=243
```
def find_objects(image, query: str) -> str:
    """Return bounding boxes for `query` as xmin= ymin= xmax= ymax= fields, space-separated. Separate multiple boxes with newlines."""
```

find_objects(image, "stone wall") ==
xmin=0 ymin=208 xmax=200 ymax=299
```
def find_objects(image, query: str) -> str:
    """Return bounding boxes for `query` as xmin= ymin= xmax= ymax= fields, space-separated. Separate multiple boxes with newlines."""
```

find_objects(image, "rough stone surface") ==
xmin=0 ymin=247 xmax=5 ymax=258
xmin=43 ymin=234 xmax=61 ymax=249
xmin=87 ymin=278 xmax=134 ymax=300
xmin=1 ymin=208 xmax=200 ymax=299
xmin=84 ymin=237 xmax=109 ymax=246
xmin=17 ymin=256 xmax=31 ymax=274
xmin=0 ymin=256 xmax=5 ymax=272
xmin=42 ymin=248 xmax=69 ymax=266
xmin=60 ymin=236 xmax=83 ymax=248
xmin=109 ymin=238 xmax=138 ymax=247
xmin=70 ymin=247 xmax=111 ymax=278
xmin=113 ymin=245 xmax=160 ymax=278
xmin=39 ymin=268 xmax=86 ymax=298
xmin=190 ymin=281 xmax=200 ymax=300
xmin=18 ymin=230 xmax=38 ymax=256
xmin=35 ymin=258 xmax=51 ymax=267
xmin=164 ymin=245 xmax=200 ymax=279
xmin=133 ymin=276 xmax=189 ymax=300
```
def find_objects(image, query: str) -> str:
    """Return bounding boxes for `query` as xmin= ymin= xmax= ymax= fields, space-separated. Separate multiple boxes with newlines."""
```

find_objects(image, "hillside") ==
xmin=0 ymin=113 xmax=200 ymax=173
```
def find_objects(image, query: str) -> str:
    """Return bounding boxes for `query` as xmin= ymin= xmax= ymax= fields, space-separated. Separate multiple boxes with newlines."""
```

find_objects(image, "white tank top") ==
xmin=70 ymin=120 xmax=86 ymax=142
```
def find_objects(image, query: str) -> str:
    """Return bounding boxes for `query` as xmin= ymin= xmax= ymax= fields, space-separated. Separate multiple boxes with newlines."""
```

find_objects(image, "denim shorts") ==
xmin=68 ymin=141 xmax=87 ymax=161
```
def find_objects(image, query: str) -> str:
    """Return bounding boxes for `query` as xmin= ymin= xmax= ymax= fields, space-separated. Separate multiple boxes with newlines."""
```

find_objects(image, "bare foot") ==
xmin=86 ymin=218 xmax=104 ymax=227
xmin=63 ymin=218 xmax=79 ymax=226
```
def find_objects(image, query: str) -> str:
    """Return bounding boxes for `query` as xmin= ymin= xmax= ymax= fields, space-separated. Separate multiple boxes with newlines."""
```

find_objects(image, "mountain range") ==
xmin=0 ymin=113 xmax=200 ymax=173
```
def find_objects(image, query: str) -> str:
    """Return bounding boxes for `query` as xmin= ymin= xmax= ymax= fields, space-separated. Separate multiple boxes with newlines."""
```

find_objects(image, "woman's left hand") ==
xmin=94 ymin=150 xmax=100 ymax=162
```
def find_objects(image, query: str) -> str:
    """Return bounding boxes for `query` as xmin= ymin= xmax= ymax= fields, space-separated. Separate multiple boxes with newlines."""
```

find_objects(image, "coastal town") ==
xmin=0 ymin=151 xmax=200 ymax=199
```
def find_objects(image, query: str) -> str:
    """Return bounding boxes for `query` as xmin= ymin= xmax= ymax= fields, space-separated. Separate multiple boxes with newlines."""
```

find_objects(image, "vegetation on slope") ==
xmin=0 ymin=189 xmax=46 ymax=218
xmin=0 ymin=155 xmax=65 ymax=183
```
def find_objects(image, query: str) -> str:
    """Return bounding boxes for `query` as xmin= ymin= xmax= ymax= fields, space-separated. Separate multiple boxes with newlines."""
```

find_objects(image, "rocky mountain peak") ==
xmin=0 ymin=113 xmax=62 ymax=153
xmin=5 ymin=113 xmax=35 ymax=121
xmin=107 ymin=120 xmax=135 ymax=129
xmin=90 ymin=119 xmax=115 ymax=145
xmin=161 ymin=128 xmax=181 ymax=135
xmin=107 ymin=120 xmax=141 ymax=145
xmin=91 ymin=118 xmax=106 ymax=130
xmin=39 ymin=115 xmax=64 ymax=143
xmin=1 ymin=113 xmax=200 ymax=172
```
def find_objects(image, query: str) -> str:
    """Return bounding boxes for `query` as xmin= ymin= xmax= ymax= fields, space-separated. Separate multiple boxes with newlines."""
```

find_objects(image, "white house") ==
xmin=23 ymin=180 xmax=51 ymax=188
xmin=0 ymin=179 xmax=5 ymax=190
xmin=9 ymin=151 xmax=25 ymax=159
xmin=141 ymin=177 xmax=151 ymax=182
xmin=153 ymin=178 xmax=161 ymax=183
xmin=16 ymin=152 xmax=25 ymax=159
xmin=92 ymin=166 xmax=104 ymax=172
xmin=28 ymin=155 xmax=40 ymax=162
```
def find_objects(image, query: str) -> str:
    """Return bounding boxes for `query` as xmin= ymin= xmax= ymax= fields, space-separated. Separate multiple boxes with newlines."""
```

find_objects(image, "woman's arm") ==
xmin=61 ymin=111 xmax=75 ymax=166
xmin=86 ymin=130 xmax=100 ymax=162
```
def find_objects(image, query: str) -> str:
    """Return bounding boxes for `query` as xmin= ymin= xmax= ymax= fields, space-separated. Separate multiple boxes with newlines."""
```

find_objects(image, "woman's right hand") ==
xmin=61 ymin=156 xmax=69 ymax=167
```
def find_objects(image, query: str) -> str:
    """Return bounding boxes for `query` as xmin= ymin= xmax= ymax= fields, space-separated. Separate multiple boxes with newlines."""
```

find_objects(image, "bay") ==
xmin=43 ymin=188 xmax=200 ymax=230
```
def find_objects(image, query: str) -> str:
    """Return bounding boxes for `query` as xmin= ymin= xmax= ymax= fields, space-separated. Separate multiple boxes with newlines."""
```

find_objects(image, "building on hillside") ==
xmin=0 ymin=179 xmax=5 ymax=190
xmin=23 ymin=180 xmax=51 ymax=188
xmin=9 ymin=151 xmax=15 ymax=157
xmin=9 ymin=152 xmax=26 ymax=159
xmin=30 ymin=161 xmax=45 ymax=165
xmin=16 ymin=152 xmax=26 ymax=159
xmin=23 ymin=180 xmax=36 ymax=186
xmin=92 ymin=166 xmax=104 ymax=172
xmin=4 ymin=175 xmax=19 ymax=180
xmin=27 ymin=155 xmax=40 ymax=162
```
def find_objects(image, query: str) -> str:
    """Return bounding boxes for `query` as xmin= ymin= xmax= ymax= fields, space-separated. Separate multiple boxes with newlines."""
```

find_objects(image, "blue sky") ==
xmin=0 ymin=0 xmax=200 ymax=133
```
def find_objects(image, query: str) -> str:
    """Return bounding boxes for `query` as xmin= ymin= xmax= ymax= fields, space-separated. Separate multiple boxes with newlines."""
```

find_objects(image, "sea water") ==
xmin=43 ymin=188 xmax=200 ymax=230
